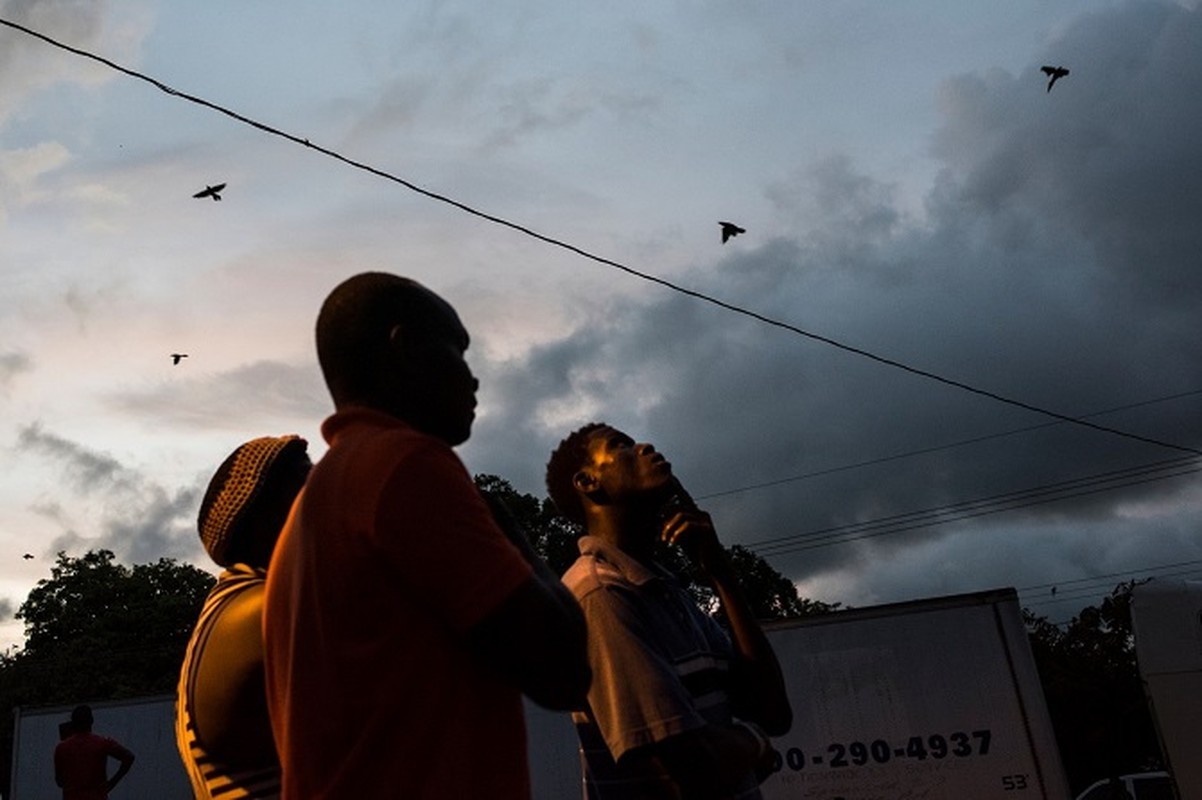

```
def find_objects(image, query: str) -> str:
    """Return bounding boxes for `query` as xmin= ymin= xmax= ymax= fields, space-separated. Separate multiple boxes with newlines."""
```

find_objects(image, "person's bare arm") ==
xmin=662 ymin=509 xmax=793 ymax=735
xmin=192 ymin=584 xmax=277 ymax=765
xmin=470 ymin=495 xmax=591 ymax=710
xmin=105 ymin=745 xmax=135 ymax=793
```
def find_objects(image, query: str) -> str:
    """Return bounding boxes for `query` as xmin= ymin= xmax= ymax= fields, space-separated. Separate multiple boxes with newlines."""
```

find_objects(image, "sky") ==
xmin=2 ymin=0 xmax=1201 ymax=652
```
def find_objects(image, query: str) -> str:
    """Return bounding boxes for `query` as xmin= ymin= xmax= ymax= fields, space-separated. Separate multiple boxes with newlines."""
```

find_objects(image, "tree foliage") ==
xmin=1024 ymin=581 xmax=1163 ymax=792
xmin=18 ymin=550 xmax=212 ymax=663
xmin=723 ymin=545 xmax=840 ymax=619
xmin=0 ymin=550 xmax=214 ymax=790
xmin=475 ymin=474 xmax=582 ymax=576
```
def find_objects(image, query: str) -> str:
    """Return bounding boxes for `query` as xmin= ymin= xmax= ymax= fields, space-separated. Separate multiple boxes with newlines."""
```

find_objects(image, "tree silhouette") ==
xmin=1024 ymin=581 xmax=1163 ymax=792
xmin=475 ymin=473 xmax=583 ymax=576
xmin=0 ymin=550 xmax=214 ymax=790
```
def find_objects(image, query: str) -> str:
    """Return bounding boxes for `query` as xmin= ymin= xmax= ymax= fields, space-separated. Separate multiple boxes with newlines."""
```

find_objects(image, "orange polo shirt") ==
xmin=264 ymin=407 xmax=534 ymax=799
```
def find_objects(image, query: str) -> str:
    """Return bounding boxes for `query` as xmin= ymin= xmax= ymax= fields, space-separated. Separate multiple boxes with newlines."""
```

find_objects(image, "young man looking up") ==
xmin=264 ymin=272 xmax=590 ymax=799
xmin=547 ymin=423 xmax=792 ymax=799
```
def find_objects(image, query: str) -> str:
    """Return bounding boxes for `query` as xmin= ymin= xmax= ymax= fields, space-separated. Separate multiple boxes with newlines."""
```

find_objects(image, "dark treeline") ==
xmin=1024 ymin=581 xmax=1163 ymax=791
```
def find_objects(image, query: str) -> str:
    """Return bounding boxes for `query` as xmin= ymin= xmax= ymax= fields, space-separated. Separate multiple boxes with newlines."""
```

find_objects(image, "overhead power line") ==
xmin=747 ymin=455 xmax=1202 ymax=557
xmin=697 ymin=388 xmax=1202 ymax=501
xmin=1020 ymin=558 xmax=1202 ymax=595
xmin=1020 ymin=559 xmax=1202 ymax=614
xmin=3 ymin=17 xmax=1199 ymax=458
xmin=1024 ymin=569 xmax=1202 ymax=616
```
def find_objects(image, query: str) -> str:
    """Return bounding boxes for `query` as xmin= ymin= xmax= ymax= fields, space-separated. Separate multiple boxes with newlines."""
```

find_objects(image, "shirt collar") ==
xmin=577 ymin=535 xmax=676 ymax=587
xmin=321 ymin=404 xmax=412 ymax=445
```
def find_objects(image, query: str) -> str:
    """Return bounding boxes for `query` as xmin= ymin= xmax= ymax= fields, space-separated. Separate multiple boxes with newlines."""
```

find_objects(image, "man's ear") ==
xmin=387 ymin=323 xmax=419 ymax=372
xmin=572 ymin=469 xmax=600 ymax=497
xmin=388 ymin=323 xmax=406 ymax=353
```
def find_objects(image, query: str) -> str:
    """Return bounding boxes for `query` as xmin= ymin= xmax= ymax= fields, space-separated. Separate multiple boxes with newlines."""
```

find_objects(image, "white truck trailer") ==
xmin=1132 ymin=578 xmax=1201 ymax=800
xmin=754 ymin=587 xmax=1070 ymax=800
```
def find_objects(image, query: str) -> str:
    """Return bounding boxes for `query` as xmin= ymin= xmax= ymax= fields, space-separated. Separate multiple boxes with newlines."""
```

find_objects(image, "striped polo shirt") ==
xmin=563 ymin=536 xmax=761 ymax=800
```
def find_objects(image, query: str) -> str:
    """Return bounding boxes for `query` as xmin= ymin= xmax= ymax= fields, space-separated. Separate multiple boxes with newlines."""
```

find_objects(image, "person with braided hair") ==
xmin=176 ymin=434 xmax=312 ymax=800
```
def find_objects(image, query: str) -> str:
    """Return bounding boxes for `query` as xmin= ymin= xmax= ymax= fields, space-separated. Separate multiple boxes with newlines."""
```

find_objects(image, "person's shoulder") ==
xmin=562 ymin=546 xmax=629 ymax=599
xmin=560 ymin=553 xmax=593 ymax=594
xmin=66 ymin=732 xmax=112 ymax=752
xmin=92 ymin=733 xmax=129 ymax=749
xmin=323 ymin=410 xmax=453 ymax=475
xmin=325 ymin=407 xmax=428 ymax=448
xmin=220 ymin=563 xmax=267 ymax=583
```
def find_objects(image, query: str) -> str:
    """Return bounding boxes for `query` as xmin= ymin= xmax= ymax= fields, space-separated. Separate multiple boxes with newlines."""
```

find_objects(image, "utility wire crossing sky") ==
xmin=2 ymin=15 xmax=1196 ymax=460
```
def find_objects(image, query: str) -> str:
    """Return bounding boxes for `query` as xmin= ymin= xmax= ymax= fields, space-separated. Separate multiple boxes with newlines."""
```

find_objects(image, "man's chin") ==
xmin=648 ymin=475 xmax=676 ymax=501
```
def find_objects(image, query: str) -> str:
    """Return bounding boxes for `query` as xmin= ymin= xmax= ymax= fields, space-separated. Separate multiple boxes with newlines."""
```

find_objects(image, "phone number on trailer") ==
xmin=771 ymin=729 xmax=993 ymax=771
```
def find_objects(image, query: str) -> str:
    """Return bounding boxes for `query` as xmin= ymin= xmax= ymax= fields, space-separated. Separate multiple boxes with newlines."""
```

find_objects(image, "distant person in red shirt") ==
xmin=54 ymin=705 xmax=134 ymax=800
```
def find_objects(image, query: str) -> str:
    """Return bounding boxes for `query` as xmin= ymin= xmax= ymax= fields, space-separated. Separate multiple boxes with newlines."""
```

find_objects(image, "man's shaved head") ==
xmin=316 ymin=272 xmax=477 ymax=444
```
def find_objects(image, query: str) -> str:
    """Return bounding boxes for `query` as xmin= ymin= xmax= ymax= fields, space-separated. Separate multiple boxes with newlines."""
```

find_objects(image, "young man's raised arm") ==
xmin=665 ymin=509 xmax=793 ymax=736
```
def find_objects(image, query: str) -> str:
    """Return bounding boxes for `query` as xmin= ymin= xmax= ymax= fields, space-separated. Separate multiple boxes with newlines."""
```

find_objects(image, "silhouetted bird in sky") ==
xmin=719 ymin=221 xmax=746 ymax=244
xmin=22 ymin=553 xmax=33 ymax=560
xmin=1041 ymin=66 xmax=1069 ymax=92
xmin=170 ymin=353 xmax=188 ymax=365
xmin=193 ymin=183 xmax=227 ymax=201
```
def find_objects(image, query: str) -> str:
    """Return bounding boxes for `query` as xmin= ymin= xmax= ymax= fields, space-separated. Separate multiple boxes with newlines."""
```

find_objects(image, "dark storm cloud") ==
xmin=932 ymin=2 xmax=1202 ymax=309
xmin=107 ymin=359 xmax=328 ymax=431
xmin=18 ymin=423 xmax=133 ymax=492
xmin=469 ymin=1 xmax=1202 ymax=605
xmin=17 ymin=424 xmax=205 ymax=563
xmin=92 ymin=483 xmax=202 ymax=563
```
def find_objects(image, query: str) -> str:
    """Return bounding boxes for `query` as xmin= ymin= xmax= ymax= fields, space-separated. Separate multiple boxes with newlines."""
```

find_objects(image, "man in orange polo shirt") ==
xmin=264 ymin=272 xmax=590 ymax=799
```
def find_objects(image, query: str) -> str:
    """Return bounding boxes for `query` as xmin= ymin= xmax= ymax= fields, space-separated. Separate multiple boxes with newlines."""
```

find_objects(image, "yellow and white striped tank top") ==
xmin=175 ymin=565 xmax=282 ymax=799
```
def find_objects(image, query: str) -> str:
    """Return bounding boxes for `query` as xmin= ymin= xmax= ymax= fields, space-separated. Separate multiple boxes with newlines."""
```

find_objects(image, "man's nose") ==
xmin=636 ymin=443 xmax=656 ymax=456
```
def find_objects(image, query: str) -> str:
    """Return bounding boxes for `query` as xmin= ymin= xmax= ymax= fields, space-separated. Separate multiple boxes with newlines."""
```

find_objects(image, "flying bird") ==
xmin=170 ymin=353 xmax=189 ymax=365
xmin=719 ymin=221 xmax=746 ymax=244
xmin=1041 ymin=65 xmax=1069 ymax=92
xmin=193 ymin=183 xmax=227 ymax=201
xmin=22 ymin=554 xmax=33 ymax=560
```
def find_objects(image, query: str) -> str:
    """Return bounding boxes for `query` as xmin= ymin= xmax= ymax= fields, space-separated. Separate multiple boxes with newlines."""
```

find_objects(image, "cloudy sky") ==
xmin=2 ymin=0 xmax=1201 ymax=651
